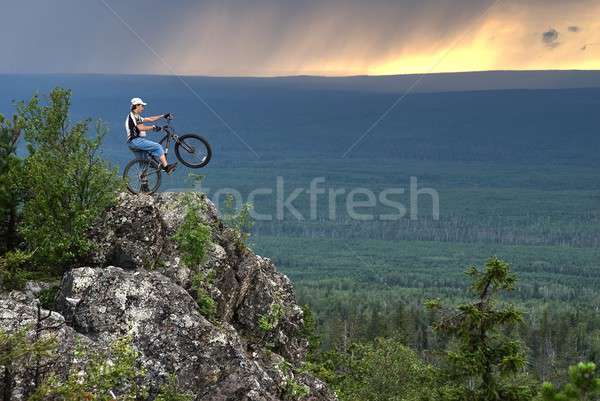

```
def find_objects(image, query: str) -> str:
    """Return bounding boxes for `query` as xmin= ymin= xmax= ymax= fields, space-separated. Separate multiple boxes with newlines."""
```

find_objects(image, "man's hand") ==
xmin=153 ymin=125 xmax=162 ymax=132
xmin=163 ymin=113 xmax=172 ymax=119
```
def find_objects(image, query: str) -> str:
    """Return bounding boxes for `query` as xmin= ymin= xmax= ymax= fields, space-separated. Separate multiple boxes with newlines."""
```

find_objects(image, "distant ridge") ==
xmin=256 ymin=70 xmax=600 ymax=93
xmin=2 ymin=70 xmax=600 ymax=95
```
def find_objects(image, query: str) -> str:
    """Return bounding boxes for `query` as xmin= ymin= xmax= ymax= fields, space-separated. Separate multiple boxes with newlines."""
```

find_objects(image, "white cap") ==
xmin=130 ymin=97 xmax=147 ymax=106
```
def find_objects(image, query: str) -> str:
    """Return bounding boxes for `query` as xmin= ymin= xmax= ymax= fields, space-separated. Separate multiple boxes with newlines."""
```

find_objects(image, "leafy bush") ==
xmin=279 ymin=361 xmax=310 ymax=401
xmin=0 ymin=325 xmax=58 ymax=400
xmin=0 ymin=249 xmax=33 ymax=290
xmin=173 ymin=200 xmax=213 ymax=268
xmin=305 ymin=337 xmax=435 ymax=401
xmin=222 ymin=194 xmax=254 ymax=249
xmin=1 ymin=330 xmax=192 ymax=401
xmin=191 ymin=270 xmax=217 ymax=319
xmin=282 ymin=376 xmax=310 ymax=400
xmin=155 ymin=374 xmax=193 ymax=401
xmin=0 ymin=326 xmax=56 ymax=373
xmin=30 ymin=336 xmax=148 ymax=401
xmin=11 ymin=88 xmax=122 ymax=268
xmin=259 ymin=303 xmax=285 ymax=333
xmin=173 ymin=197 xmax=217 ymax=318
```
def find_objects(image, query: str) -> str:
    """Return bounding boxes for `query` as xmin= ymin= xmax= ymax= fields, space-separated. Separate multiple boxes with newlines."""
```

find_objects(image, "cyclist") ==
xmin=125 ymin=97 xmax=177 ymax=174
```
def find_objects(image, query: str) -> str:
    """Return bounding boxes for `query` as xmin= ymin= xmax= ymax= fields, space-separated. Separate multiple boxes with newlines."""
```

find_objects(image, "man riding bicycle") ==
xmin=125 ymin=97 xmax=177 ymax=174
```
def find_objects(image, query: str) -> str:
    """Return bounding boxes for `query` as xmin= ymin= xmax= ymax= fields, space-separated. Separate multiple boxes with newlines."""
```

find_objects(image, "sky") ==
xmin=2 ymin=0 xmax=600 ymax=76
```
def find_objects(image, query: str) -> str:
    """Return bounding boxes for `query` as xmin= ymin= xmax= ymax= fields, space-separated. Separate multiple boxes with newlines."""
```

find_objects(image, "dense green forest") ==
xmin=254 ymin=236 xmax=600 ymax=382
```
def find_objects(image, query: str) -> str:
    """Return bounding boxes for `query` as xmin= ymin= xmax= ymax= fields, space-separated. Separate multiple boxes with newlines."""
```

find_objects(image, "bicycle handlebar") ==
xmin=161 ymin=114 xmax=173 ymax=130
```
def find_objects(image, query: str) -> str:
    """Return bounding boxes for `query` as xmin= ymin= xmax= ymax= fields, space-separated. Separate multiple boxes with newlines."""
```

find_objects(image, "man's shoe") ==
xmin=163 ymin=163 xmax=177 ymax=175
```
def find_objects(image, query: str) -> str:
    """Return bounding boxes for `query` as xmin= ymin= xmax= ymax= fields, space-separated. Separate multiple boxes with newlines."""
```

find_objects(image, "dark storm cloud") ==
xmin=0 ymin=0 xmax=195 ymax=74
xmin=0 ymin=0 xmax=597 ymax=75
xmin=542 ymin=28 xmax=560 ymax=48
xmin=0 ymin=0 xmax=499 ymax=74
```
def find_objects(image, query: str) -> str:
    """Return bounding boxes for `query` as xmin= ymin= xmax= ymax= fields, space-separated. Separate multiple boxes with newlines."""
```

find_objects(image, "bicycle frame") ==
xmin=157 ymin=124 xmax=179 ymax=156
xmin=131 ymin=123 xmax=179 ymax=165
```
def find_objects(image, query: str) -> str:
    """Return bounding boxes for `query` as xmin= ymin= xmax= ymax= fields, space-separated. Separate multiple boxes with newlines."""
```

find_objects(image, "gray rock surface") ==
xmin=57 ymin=266 xmax=281 ymax=400
xmin=88 ymin=192 xmax=310 ymax=363
xmin=0 ymin=192 xmax=336 ymax=401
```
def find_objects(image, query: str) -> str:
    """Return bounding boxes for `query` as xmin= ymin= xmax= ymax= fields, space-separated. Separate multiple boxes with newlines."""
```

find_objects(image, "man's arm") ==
xmin=136 ymin=123 xmax=157 ymax=132
xmin=136 ymin=114 xmax=167 ymax=131
xmin=142 ymin=115 xmax=165 ymax=123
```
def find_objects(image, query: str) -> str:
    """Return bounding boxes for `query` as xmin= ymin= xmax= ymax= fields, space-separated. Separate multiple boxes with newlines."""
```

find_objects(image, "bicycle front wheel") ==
xmin=174 ymin=134 xmax=212 ymax=168
xmin=123 ymin=158 xmax=162 ymax=194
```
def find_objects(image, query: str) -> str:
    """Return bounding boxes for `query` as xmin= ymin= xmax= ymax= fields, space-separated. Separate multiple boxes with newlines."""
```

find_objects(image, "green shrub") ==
xmin=173 ymin=201 xmax=212 ymax=268
xmin=29 ymin=337 xmax=197 ymax=401
xmin=0 ymin=326 xmax=57 ymax=400
xmin=191 ymin=270 xmax=217 ymax=319
xmin=14 ymin=88 xmax=122 ymax=268
xmin=155 ymin=374 xmax=194 ymax=401
xmin=172 ymin=198 xmax=217 ymax=318
xmin=279 ymin=361 xmax=311 ymax=401
xmin=222 ymin=194 xmax=254 ymax=249
xmin=0 ymin=326 xmax=56 ymax=368
xmin=31 ymin=336 xmax=148 ymax=401
xmin=324 ymin=338 xmax=436 ymax=401
xmin=0 ymin=249 xmax=33 ymax=290
xmin=1 ymin=331 xmax=192 ymax=401
xmin=259 ymin=303 xmax=285 ymax=333
xmin=283 ymin=378 xmax=310 ymax=400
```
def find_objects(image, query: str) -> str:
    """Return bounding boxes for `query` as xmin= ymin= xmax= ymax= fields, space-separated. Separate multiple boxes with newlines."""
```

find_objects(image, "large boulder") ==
xmin=56 ymin=266 xmax=281 ymax=400
xmin=88 ymin=192 xmax=310 ymax=363
xmin=86 ymin=193 xmax=166 ymax=270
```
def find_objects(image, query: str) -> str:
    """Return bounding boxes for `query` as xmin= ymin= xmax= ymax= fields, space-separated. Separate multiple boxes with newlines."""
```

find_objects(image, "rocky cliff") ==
xmin=0 ymin=192 xmax=336 ymax=401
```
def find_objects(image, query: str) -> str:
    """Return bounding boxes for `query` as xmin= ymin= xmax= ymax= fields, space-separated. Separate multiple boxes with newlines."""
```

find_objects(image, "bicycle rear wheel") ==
xmin=174 ymin=134 xmax=212 ymax=168
xmin=123 ymin=158 xmax=162 ymax=194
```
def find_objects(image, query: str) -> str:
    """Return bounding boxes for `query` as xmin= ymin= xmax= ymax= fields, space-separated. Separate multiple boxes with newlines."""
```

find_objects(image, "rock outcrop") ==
xmin=1 ymin=192 xmax=336 ymax=401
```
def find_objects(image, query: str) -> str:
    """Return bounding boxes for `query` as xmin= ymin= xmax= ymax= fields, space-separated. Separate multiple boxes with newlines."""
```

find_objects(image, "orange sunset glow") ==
xmin=164 ymin=0 xmax=600 ymax=76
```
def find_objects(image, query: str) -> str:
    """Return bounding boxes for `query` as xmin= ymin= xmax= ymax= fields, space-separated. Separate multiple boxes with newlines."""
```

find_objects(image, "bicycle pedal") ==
xmin=164 ymin=164 xmax=177 ymax=175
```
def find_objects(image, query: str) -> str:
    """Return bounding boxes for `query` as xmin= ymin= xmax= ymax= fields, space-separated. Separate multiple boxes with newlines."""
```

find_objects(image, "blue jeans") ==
xmin=128 ymin=137 xmax=164 ymax=159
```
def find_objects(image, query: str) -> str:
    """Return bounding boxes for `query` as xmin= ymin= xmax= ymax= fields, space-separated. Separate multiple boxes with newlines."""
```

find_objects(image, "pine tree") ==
xmin=426 ymin=256 xmax=537 ymax=401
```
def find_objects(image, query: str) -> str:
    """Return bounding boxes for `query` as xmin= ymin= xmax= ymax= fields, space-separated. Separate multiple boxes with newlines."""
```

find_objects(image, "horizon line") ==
xmin=1 ymin=68 xmax=600 ymax=80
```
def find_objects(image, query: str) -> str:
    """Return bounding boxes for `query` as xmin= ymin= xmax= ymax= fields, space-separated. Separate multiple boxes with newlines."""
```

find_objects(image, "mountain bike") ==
xmin=123 ymin=115 xmax=212 ymax=194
